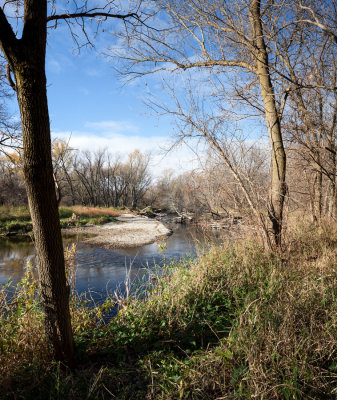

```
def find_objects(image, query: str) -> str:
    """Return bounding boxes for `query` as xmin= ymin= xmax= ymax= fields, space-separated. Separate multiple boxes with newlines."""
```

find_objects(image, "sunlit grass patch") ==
xmin=0 ymin=206 xmax=31 ymax=222
xmin=72 ymin=206 xmax=121 ymax=218
xmin=0 ymin=206 xmax=122 ymax=233
xmin=1 ymin=222 xmax=337 ymax=399
xmin=59 ymin=206 xmax=122 ymax=228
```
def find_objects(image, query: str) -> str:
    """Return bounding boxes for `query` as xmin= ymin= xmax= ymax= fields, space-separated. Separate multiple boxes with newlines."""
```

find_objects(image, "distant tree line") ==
xmin=1 ymin=136 xmax=336 ymax=226
xmin=147 ymin=144 xmax=337 ymax=225
xmin=0 ymin=144 xmax=151 ymax=210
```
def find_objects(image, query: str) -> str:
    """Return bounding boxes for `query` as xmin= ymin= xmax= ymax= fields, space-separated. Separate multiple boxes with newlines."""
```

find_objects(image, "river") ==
xmin=0 ymin=224 xmax=220 ymax=302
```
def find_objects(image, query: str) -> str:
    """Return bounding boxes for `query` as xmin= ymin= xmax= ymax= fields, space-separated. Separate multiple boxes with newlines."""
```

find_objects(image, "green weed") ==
xmin=1 ymin=222 xmax=337 ymax=399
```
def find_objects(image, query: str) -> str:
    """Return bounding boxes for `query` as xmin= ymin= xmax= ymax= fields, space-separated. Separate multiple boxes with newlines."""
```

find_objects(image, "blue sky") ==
xmin=45 ymin=33 xmax=163 ymax=135
xmin=4 ymin=1 xmax=265 ymax=177
xmin=4 ymin=13 xmax=202 ymax=176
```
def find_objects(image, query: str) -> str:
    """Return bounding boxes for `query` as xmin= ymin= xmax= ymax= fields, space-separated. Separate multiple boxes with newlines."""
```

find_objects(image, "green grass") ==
xmin=59 ymin=215 xmax=117 ymax=228
xmin=0 ymin=205 xmax=31 ymax=222
xmin=0 ymin=206 xmax=120 ymax=234
xmin=1 ymin=223 xmax=337 ymax=399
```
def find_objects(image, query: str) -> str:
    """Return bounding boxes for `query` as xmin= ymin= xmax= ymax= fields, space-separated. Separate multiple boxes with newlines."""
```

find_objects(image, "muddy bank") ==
xmin=63 ymin=213 xmax=172 ymax=249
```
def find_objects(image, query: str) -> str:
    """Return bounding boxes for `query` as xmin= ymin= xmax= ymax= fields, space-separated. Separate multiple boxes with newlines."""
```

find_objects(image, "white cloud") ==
xmin=85 ymin=68 xmax=102 ymax=77
xmin=48 ymin=59 xmax=62 ymax=74
xmin=84 ymin=120 xmax=139 ymax=133
xmin=52 ymin=122 xmax=201 ymax=176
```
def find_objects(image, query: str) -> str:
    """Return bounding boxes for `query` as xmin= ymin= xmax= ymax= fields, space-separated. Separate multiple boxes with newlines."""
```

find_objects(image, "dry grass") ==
xmin=0 ymin=245 xmax=108 ymax=397
xmin=99 ymin=221 xmax=337 ymax=399
xmin=0 ymin=205 xmax=30 ymax=222
xmin=72 ymin=206 xmax=122 ymax=218
xmin=1 ymin=220 xmax=337 ymax=399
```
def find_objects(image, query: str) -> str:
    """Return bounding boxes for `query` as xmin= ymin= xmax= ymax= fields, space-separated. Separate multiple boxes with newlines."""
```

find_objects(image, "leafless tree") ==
xmin=268 ymin=8 xmax=337 ymax=222
xmin=113 ymin=0 xmax=296 ymax=248
xmin=125 ymin=149 xmax=151 ymax=209
xmin=0 ymin=152 xmax=26 ymax=205
xmin=0 ymin=0 xmax=143 ymax=362
xmin=150 ymin=87 xmax=273 ymax=247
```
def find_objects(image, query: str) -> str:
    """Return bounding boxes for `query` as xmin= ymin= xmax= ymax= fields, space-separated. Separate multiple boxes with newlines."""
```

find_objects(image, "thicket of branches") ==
xmin=0 ymin=145 xmax=152 ymax=209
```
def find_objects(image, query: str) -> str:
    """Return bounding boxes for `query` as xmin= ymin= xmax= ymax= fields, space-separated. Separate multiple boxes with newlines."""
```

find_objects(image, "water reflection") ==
xmin=0 ymin=225 xmax=221 ymax=301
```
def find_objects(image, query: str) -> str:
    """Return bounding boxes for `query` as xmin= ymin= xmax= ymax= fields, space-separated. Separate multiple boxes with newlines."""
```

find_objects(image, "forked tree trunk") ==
xmin=249 ymin=0 xmax=287 ymax=248
xmin=0 ymin=1 xmax=74 ymax=361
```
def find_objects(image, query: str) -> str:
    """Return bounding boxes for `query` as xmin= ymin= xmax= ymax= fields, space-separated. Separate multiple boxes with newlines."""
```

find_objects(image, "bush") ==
xmin=58 ymin=207 xmax=74 ymax=219
xmin=6 ymin=221 xmax=33 ymax=233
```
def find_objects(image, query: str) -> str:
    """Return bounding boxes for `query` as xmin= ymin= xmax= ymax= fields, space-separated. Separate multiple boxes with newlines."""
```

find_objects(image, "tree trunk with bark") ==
xmin=329 ymin=146 xmax=337 ymax=219
xmin=312 ymin=166 xmax=323 ymax=223
xmin=0 ymin=1 xmax=74 ymax=361
xmin=249 ymin=0 xmax=287 ymax=247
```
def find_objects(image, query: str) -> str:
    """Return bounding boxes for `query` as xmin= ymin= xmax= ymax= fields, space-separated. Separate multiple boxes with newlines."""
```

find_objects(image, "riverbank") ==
xmin=1 ymin=221 xmax=337 ymax=399
xmin=0 ymin=206 xmax=121 ymax=236
xmin=64 ymin=213 xmax=172 ymax=248
xmin=0 ymin=206 xmax=171 ymax=248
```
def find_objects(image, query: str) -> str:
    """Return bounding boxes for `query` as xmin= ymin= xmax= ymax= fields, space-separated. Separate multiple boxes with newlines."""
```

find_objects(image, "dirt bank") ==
xmin=63 ymin=213 xmax=172 ymax=249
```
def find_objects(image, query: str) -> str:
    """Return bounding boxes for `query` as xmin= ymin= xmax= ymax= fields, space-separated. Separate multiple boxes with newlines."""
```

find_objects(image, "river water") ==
xmin=0 ymin=224 xmax=219 ymax=302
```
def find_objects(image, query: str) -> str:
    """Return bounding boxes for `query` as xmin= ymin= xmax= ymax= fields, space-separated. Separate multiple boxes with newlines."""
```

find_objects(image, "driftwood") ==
xmin=173 ymin=213 xmax=194 ymax=224
xmin=209 ymin=216 xmax=243 ymax=229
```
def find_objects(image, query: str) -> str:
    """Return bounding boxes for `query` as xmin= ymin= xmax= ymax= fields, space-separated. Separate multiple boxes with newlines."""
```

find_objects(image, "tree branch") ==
xmin=124 ymin=57 xmax=256 ymax=75
xmin=0 ymin=7 xmax=19 ymax=64
xmin=298 ymin=19 xmax=337 ymax=44
xmin=6 ymin=64 xmax=16 ymax=92
xmin=178 ymin=59 xmax=256 ymax=73
xmin=47 ymin=11 xmax=138 ymax=23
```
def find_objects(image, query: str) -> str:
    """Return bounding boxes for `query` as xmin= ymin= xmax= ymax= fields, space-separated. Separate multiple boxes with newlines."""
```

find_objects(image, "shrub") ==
xmin=58 ymin=207 xmax=74 ymax=219
xmin=6 ymin=221 xmax=33 ymax=233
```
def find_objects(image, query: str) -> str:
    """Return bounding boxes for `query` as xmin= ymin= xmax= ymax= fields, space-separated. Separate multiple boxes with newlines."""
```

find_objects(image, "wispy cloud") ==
xmin=47 ymin=58 xmax=63 ymax=74
xmin=84 ymin=68 xmax=102 ymax=77
xmin=52 ymin=123 xmax=201 ymax=176
xmin=78 ymin=87 xmax=90 ymax=96
xmin=84 ymin=120 xmax=140 ymax=133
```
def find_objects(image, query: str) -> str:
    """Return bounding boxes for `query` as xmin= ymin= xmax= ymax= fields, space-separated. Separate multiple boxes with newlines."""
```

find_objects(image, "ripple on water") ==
xmin=0 ymin=225 xmax=223 ymax=302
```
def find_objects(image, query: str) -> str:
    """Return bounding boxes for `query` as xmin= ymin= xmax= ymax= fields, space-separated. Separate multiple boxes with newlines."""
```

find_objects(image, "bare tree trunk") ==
xmin=250 ymin=0 xmax=286 ymax=247
xmin=330 ymin=148 xmax=337 ymax=219
xmin=0 ymin=1 xmax=74 ymax=361
xmin=312 ymin=166 xmax=323 ymax=223
xmin=17 ymin=67 xmax=74 ymax=360
xmin=53 ymin=172 xmax=63 ymax=207
xmin=310 ymin=177 xmax=316 ymax=221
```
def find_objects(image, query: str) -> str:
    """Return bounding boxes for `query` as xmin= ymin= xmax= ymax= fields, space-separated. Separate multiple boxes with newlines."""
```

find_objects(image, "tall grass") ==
xmin=0 ymin=206 xmax=122 ymax=234
xmin=0 ymin=222 xmax=337 ymax=399
xmin=59 ymin=206 xmax=122 ymax=219
xmin=0 ymin=206 xmax=31 ymax=222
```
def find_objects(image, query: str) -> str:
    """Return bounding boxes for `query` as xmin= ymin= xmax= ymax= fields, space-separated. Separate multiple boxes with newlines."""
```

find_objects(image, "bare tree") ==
xmin=0 ymin=152 xmax=26 ymax=205
xmin=295 ymin=0 xmax=337 ymax=44
xmin=268 ymin=7 xmax=337 ymax=222
xmin=114 ymin=0 xmax=291 ymax=247
xmin=0 ymin=0 xmax=142 ymax=361
xmin=0 ymin=56 xmax=21 ymax=153
xmin=52 ymin=139 xmax=74 ymax=206
xmin=151 ymin=88 xmax=273 ymax=247
xmin=125 ymin=149 xmax=151 ymax=209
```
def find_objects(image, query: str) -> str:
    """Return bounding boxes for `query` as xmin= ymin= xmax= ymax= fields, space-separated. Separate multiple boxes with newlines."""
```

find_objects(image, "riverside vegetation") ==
xmin=0 ymin=206 xmax=120 ymax=235
xmin=0 ymin=220 xmax=337 ymax=399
